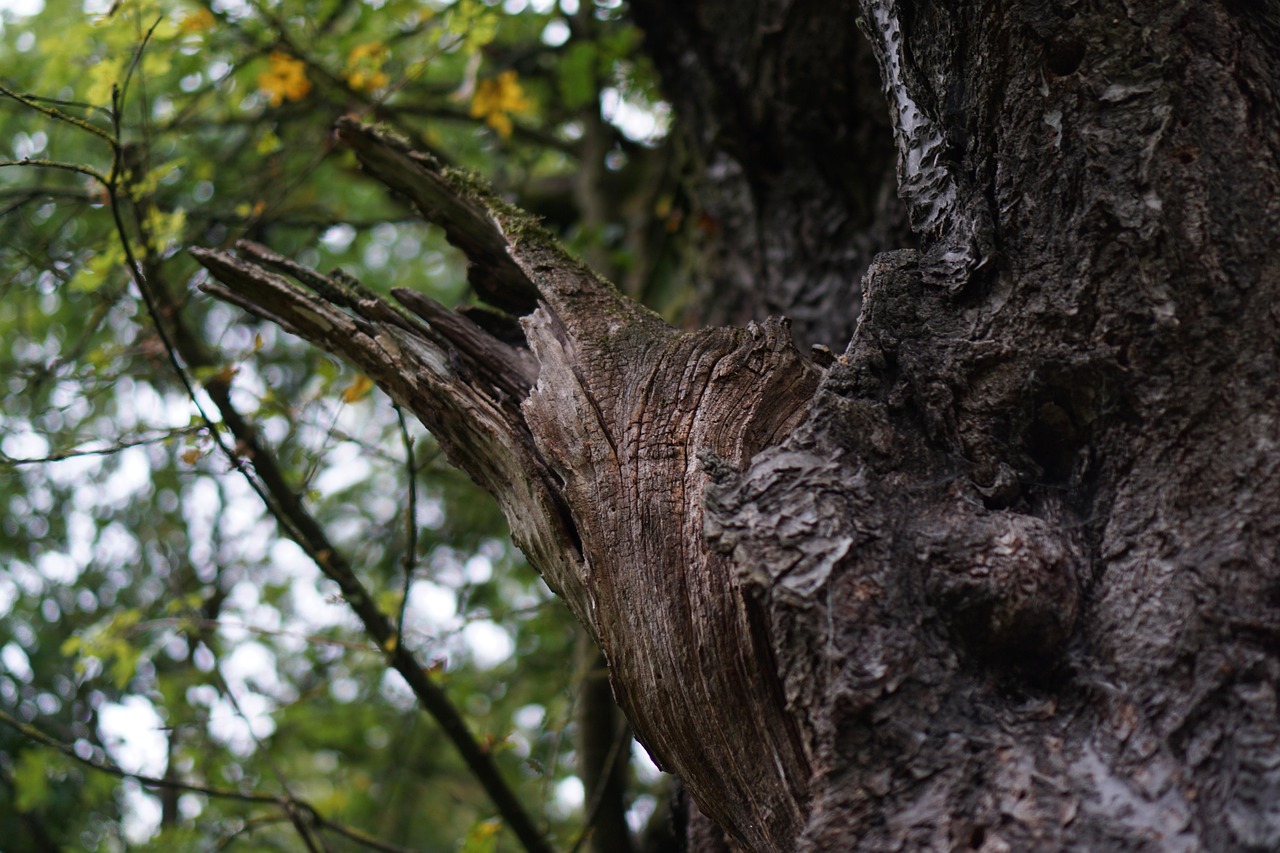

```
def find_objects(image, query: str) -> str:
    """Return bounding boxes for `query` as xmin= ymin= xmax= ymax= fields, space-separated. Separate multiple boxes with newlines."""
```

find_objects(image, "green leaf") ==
xmin=85 ymin=56 xmax=125 ymax=106
xmin=132 ymin=159 xmax=187 ymax=196
xmin=445 ymin=0 xmax=500 ymax=51
xmin=12 ymin=750 xmax=52 ymax=813
xmin=67 ymin=245 xmax=125 ymax=294
xmin=558 ymin=42 xmax=598 ymax=110
xmin=108 ymin=640 xmax=141 ymax=689
xmin=256 ymin=129 xmax=283 ymax=155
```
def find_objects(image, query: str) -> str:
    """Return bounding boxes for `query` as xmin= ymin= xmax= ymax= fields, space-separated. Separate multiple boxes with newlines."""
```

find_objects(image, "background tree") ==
xmin=6 ymin=2 xmax=1280 ymax=853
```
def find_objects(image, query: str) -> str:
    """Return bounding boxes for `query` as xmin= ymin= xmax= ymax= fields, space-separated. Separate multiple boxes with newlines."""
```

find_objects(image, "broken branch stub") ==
xmin=194 ymin=118 xmax=822 ymax=851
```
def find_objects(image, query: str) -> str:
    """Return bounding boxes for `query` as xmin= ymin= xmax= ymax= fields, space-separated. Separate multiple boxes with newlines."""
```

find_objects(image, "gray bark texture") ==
xmin=195 ymin=1 xmax=1280 ymax=850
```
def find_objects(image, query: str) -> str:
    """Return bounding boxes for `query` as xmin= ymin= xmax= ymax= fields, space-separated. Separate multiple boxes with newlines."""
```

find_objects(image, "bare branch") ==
xmin=0 ymin=158 xmax=109 ymax=185
xmin=0 ymin=708 xmax=279 ymax=807
xmin=0 ymin=82 xmax=117 ymax=145
xmin=0 ymin=426 xmax=204 ymax=466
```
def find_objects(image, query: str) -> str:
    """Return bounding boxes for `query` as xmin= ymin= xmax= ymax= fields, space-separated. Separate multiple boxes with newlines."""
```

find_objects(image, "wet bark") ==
xmin=196 ymin=1 xmax=1280 ymax=850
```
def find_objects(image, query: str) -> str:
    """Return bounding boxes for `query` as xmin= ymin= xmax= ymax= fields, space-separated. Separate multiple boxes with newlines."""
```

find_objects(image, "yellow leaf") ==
xmin=258 ymin=51 xmax=311 ymax=107
xmin=348 ymin=42 xmax=386 ymax=64
xmin=114 ymin=610 xmax=141 ymax=630
xmin=346 ymin=42 xmax=390 ymax=93
xmin=180 ymin=447 xmax=202 ymax=465
xmin=470 ymin=70 xmax=531 ymax=139
xmin=341 ymin=374 xmax=375 ymax=403
xmin=109 ymin=645 xmax=140 ymax=689
xmin=179 ymin=8 xmax=215 ymax=32
xmin=447 ymin=0 xmax=499 ymax=51
xmin=461 ymin=817 xmax=502 ymax=853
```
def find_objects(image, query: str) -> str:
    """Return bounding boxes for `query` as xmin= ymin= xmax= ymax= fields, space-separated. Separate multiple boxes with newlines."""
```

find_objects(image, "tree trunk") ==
xmin=194 ymin=2 xmax=1280 ymax=850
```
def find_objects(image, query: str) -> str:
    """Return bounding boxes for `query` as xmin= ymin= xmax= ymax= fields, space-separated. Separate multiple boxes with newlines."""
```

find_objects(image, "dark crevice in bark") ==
xmin=629 ymin=0 xmax=912 ymax=350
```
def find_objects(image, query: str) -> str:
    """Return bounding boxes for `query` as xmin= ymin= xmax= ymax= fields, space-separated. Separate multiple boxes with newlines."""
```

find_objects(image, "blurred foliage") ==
xmin=0 ymin=0 xmax=680 ymax=849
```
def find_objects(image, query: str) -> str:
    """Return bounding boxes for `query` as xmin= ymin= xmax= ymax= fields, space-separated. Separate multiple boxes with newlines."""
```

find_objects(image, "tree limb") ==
xmin=195 ymin=117 xmax=825 ymax=851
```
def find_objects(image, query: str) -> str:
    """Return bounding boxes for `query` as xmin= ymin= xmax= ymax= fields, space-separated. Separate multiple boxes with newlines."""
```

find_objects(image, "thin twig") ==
xmin=103 ymin=76 xmax=329 ymax=852
xmin=160 ymin=535 xmax=330 ymax=851
xmin=0 ymin=186 xmax=94 ymax=216
xmin=104 ymin=86 xmax=254 ymax=487
xmin=315 ymin=817 xmax=425 ymax=853
xmin=0 ymin=158 xmax=109 ymax=185
xmin=395 ymin=404 xmax=419 ymax=645
xmin=140 ymin=616 xmax=381 ymax=653
xmin=210 ymin=814 xmax=294 ymax=852
xmin=0 ymin=708 xmax=418 ymax=853
xmin=0 ymin=82 xmax=116 ymax=144
xmin=0 ymin=426 xmax=203 ymax=466
xmin=0 ymin=708 xmax=278 ymax=806
xmin=138 ymin=130 xmax=557 ymax=853
xmin=117 ymin=16 xmax=164 ymax=113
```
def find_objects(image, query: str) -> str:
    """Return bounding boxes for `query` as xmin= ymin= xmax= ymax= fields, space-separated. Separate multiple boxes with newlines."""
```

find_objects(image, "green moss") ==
xmin=363 ymin=120 xmax=414 ymax=151
xmin=439 ymin=164 xmax=498 ymax=200
xmin=434 ymin=159 xmax=669 ymax=337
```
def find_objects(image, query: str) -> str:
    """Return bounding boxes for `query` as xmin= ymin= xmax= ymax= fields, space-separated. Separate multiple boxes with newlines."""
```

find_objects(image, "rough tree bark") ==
xmin=194 ymin=2 xmax=1280 ymax=850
